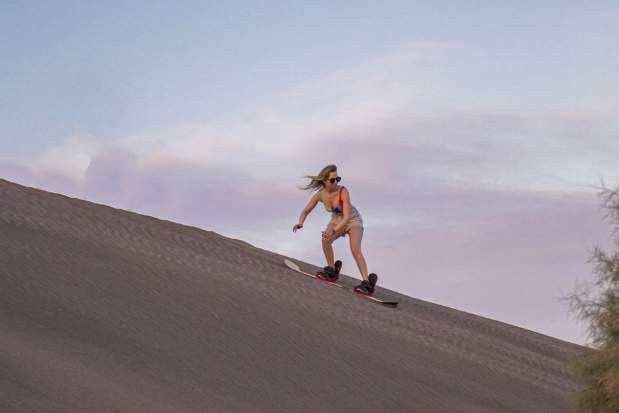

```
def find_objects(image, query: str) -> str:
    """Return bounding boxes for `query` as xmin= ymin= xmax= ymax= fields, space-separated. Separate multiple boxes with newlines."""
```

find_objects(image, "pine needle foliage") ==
xmin=562 ymin=181 xmax=619 ymax=412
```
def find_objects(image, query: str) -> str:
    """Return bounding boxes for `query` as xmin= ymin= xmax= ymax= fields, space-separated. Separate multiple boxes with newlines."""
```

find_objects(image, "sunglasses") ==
xmin=327 ymin=176 xmax=341 ymax=183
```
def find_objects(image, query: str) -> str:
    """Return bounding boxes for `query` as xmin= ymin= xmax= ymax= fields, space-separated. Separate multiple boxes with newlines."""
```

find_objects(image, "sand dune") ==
xmin=0 ymin=178 xmax=588 ymax=412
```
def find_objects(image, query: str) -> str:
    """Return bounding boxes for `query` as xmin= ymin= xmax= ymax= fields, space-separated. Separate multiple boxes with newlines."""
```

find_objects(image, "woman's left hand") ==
xmin=322 ymin=228 xmax=335 ymax=240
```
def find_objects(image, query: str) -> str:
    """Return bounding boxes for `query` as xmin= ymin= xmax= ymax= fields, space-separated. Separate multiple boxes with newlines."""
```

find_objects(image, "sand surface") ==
xmin=0 ymin=178 xmax=588 ymax=412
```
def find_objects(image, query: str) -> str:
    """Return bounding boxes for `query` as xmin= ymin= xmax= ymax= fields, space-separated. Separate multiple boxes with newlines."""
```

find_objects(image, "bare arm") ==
xmin=297 ymin=191 xmax=321 ymax=225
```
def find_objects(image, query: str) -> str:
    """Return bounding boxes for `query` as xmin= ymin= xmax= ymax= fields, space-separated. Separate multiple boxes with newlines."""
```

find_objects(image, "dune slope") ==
xmin=0 ymin=178 xmax=587 ymax=412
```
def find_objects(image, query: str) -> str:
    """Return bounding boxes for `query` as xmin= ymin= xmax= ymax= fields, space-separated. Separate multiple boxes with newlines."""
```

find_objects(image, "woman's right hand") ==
xmin=292 ymin=223 xmax=303 ymax=232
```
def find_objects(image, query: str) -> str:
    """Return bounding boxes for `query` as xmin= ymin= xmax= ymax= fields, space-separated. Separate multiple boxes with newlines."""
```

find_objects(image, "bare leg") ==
xmin=321 ymin=222 xmax=346 ymax=267
xmin=348 ymin=226 xmax=369 ymax=281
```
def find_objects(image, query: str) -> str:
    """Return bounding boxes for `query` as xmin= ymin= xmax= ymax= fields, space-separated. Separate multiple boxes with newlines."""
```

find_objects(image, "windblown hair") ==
xmin=298 ymin=164 xmax=337 ymax=192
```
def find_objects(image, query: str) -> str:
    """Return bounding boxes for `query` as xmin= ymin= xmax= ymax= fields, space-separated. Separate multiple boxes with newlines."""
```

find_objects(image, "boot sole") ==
xmin=353 ymin=287 xmax=373 ymax=296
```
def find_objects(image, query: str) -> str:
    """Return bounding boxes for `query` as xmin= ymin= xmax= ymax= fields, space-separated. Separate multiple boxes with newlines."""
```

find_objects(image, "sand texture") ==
xmin=0 ymin=178 xmax=588 ymax=412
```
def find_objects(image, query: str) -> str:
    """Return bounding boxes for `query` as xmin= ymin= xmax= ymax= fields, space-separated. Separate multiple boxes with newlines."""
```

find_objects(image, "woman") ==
xmin=292 ymin=164 xmax=378 ymax=295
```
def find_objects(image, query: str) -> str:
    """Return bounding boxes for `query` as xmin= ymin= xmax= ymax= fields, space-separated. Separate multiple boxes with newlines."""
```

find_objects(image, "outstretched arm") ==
xmin=296 ymin=191 xmax=320 ymax=226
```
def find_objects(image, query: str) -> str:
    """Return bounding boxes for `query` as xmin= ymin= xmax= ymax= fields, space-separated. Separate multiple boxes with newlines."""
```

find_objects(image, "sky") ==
xmin=1 ymin=1 xmax=618 ymax=347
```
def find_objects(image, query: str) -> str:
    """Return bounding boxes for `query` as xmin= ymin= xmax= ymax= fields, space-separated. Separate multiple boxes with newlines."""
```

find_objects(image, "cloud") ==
xmin=77 ymin=146 xmax=297 ymax=233
xmin=0 ymin=161 xmax=81 ymax=198
xmin=13 ymin=40 xmax=616 ymax=195
xmin=37 ymin=134 xmax=101 ymax=178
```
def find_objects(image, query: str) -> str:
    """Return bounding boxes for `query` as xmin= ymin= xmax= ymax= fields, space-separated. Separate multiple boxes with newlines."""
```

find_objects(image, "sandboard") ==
xmin=283 ymin=259 xmax=398 ymax=307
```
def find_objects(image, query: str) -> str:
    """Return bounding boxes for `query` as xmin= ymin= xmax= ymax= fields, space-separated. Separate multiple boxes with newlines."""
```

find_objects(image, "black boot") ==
xmin=316 ymin=260 xmax=342 ymax=281
xmin=334 ymin=260 xmax=342 ymax=275
xmin=354 ymin=280 xmax=374 ymax=295
xmin=354 ymin=273 xmax=377 ymax=296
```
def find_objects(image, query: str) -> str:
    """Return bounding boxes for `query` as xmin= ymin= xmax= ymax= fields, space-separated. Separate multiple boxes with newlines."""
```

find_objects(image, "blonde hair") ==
xmin=298 ymin=164 xmax=338 ymax=192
